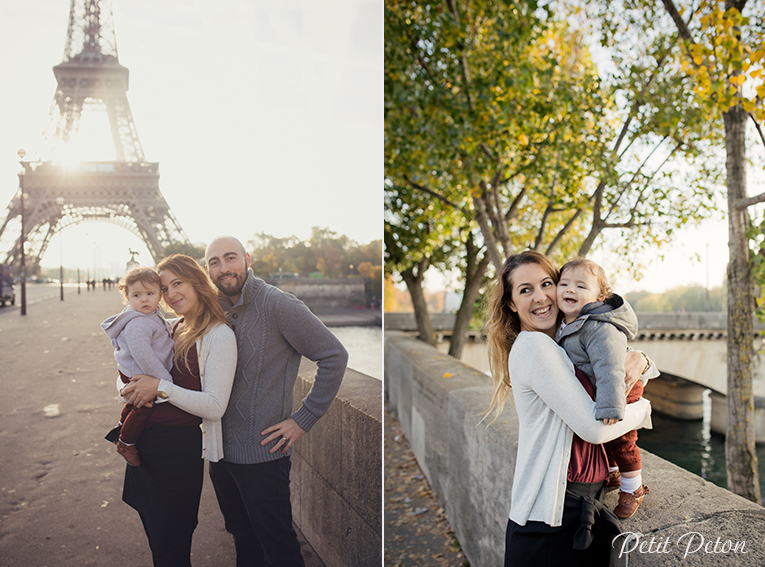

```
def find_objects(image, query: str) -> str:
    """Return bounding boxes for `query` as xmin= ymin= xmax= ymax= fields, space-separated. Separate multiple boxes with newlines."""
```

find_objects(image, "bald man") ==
xmin=205 ymin=236 xmax=348 ymax=566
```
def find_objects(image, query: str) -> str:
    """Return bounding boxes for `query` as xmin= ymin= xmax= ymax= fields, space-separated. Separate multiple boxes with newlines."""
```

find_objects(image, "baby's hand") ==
xmin=601 ymin=418 xmax=619 ymax=425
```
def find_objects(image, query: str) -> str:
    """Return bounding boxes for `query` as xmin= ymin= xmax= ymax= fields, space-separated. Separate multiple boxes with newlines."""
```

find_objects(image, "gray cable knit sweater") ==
xmin=218 ymin=269 xmax=349 ymax=464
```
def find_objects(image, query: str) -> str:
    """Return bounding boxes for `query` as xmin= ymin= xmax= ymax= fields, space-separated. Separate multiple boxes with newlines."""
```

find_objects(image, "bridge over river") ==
xmin=385 ymin=311 xmax=765 ymax=441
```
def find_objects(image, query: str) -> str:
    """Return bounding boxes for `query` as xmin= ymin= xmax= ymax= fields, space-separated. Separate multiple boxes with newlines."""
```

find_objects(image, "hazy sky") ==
xmin=424 ymin=214 xmax=732 ymax=298
xmin=0 ymin=0 xmax=381 ymax=276
xmin=1 ymin=1 xmax=761 ymax=295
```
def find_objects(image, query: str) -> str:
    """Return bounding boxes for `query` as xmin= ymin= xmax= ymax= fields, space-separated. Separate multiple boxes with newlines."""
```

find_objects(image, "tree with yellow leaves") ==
xmin=655 ymin=0 xmax=765 ymax=502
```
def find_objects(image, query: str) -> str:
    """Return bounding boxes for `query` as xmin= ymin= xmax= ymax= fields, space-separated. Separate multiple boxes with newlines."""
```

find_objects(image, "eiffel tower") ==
xmin=0 ymin=0 xmax=190 ymax=274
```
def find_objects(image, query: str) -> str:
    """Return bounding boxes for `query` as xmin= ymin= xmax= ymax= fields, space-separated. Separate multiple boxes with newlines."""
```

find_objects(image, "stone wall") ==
xmin=292 ymin=360 xmax=382 ymax=566
xmin=385 ymin=330 xmax=765 ymax=567
xmin=270 ymin=278 xmax=369 ymax=310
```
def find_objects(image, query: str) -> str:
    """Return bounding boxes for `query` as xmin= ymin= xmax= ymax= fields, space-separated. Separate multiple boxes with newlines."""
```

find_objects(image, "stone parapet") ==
xmin=384 ymin=331 xmax=765 ymax=566
xmin=271 ymin=278 xmax=370 ymax=310
xmin=292 ymin=360 xmax=382 ymax=566
xmin=384 ymin=311 xmax=765 ymax=333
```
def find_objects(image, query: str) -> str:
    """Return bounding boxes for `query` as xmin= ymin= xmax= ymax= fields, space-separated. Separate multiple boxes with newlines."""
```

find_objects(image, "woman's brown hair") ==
xmin=156 ymin=254 xmax=229 ymax=371
xmin=484 ymin=250 xmax=560 ymax=422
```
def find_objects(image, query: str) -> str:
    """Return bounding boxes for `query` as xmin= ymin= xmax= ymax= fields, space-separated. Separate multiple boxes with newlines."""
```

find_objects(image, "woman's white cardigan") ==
xmin=117 ymin=322 xmax=237 ymax=462
xmin=508 ymin=331 xmax=653 ymax=527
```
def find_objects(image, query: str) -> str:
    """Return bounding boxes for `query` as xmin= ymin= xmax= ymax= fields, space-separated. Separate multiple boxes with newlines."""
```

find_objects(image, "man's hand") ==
xmin=601 ymin=418 xmax=619 ymax=425
xmin=624 ymin=351 xmax=647 ymax=394
xmin=261 ymin=418 xmax=306 ymax=455
xmin=121 ymin=374 xmax=160 ymax=409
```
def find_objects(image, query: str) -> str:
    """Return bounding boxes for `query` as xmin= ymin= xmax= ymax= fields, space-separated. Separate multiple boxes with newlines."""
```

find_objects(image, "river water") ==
xmin=638 ymin=389 xmax=765 ymax=504
xmin=437 ymin=340 xmax=765 ymax=502
xmin=329 ymin=326 xmax=382 ymax=381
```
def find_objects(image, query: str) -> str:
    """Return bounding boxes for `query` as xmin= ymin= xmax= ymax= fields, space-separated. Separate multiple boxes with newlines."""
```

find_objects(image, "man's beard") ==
xmin=215 ymin=271 xmax=246 ymax=297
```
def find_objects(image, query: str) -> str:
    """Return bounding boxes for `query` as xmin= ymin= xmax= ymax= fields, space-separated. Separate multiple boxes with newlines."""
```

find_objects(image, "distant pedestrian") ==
xmin=484 ymin=250 xmax=655 ymax=567
xmin=101 ymin=266 xmax=175 ymax=466
xmin=118 ymin=254 xmax=237 ymax=566
xmin=203 ymin=236 xmax=348 ymax=566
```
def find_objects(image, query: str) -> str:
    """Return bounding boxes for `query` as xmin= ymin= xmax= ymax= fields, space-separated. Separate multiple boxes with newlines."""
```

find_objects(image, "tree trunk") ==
xmin=401 ymin=260 xmax=436 ymax=346
xmin=448 ymin=245 xmax=491 ymax=359
xmin=723 ymin=104 xmax=761 ymax=503
xmin=578 ymin=217 xmax=605 ymax=257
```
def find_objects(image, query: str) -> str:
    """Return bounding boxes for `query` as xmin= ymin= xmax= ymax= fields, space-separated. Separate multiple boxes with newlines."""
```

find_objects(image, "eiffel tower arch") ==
xmin=0 ymin=0 xmax=189 ymax=274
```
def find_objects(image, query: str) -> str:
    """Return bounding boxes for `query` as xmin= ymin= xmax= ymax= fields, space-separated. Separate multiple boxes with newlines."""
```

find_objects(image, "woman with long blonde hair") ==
xmin=484 ymin=250 xmax=654 ymax=567
xmin=119 ymin=254 xmax=237 ymax=567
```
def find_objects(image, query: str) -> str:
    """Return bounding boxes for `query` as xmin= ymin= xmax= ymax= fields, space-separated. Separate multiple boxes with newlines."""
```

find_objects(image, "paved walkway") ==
xmin=0 ymin=288 xmax=322 ymax=566
xmin=384 ymin=405 xmax=469 ymax=567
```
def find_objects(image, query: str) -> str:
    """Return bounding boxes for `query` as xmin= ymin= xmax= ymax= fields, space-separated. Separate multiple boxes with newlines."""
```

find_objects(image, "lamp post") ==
xmin=17 ymin=149 xmax=27 ymax=316
xmin=55 ymin=197 xmax=65 ymax=301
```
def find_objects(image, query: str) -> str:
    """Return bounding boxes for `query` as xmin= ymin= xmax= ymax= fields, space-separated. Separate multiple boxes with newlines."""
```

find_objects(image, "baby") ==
xmin=556 ymin=257 xmax=649 ymax=519
xmin=101 ymin=267 xmax=174 ymax=466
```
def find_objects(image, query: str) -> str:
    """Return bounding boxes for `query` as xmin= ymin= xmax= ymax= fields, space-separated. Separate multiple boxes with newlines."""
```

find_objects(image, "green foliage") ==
xmin=246 ymin=228 xmax=380 ymax=281
xmin=674 ymin=2 xmax=765 ymax=119
xmin=747 ymin=217 xmax=765 ymax=321
xmin=625 ymin=285 xmax=724 ymax=312
xmin=163 ymin=241 xmax=206 ymax=261
xmin=386 ymin=0 xmax=721 ymax=286
xmin=384 ymin=178 xmax=465 ymax=276
xmin=390 ymin=1 xmax=601 ymax=245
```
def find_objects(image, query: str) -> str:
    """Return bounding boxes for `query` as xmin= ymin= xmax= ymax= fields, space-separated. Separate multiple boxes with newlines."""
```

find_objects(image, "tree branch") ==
xmin=660 ymin=0 xmax=694 ymax=42
xmin=613 ymin=53 xmax=667 ymax=155
xmin=603 ymin=221 xmax=637 ymax=229
xmin=604 ymin=136 xmax=669 ymax=221
xmin=480 ymin=143 xmax=497 ymax=162
xmin=750 ymin=112 xmax=765 ymax=150
xmin=403 ymin=175 xmax=470 ymax=214
xmin=534 ymin=205 xmax=554 ymax=251
xmin=445 ymin=0 xmax=474 ymax=110
xmin=733 ymin=191 xmax=765 ymax=210
xmin=533 ymin=161 xmax=561 ymax=250
xmin=545 ymin=204 xmax=590 ymax=256
xmin=481 ymin=178 xmax=511 ymax=254
xmin=472 ymin=194 xmax=505 ymax=269
xmin=505 ymin=187 xmax=528 ymax=223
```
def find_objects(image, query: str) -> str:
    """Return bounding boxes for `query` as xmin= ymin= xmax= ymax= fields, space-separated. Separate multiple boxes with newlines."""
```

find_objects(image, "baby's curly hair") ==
xmin=559 ymin=257 xmax=613 ymax=298
xmin=118 ymin=266 xmax=161 ymax=300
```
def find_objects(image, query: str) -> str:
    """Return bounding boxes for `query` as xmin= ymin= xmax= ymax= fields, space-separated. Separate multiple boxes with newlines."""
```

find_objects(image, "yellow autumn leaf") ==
xmin=730 ymin=74 xmax=746 ymax=86
xmin=442 ymin=372 xmax=453 ymax=379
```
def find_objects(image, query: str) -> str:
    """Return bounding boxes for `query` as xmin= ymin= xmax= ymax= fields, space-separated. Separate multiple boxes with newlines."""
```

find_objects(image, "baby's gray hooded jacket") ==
xmin=557 ymin=294 xmax=638 ymax=421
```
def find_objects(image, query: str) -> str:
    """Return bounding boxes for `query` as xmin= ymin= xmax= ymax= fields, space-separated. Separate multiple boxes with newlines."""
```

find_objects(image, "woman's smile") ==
xmin=508 ymin=263 xmax=559 ymax=335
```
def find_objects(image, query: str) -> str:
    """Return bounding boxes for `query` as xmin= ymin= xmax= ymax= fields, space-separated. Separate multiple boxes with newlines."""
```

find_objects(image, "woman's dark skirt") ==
xmin=504 ymin=481 xmax=620 ymax=567
xmin=123 ymin=424 xmax=203 ymax=565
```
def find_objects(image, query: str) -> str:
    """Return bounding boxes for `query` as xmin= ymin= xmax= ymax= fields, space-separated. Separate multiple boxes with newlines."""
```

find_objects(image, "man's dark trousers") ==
xmin=209 ymin=457 xmax=305 ymax=567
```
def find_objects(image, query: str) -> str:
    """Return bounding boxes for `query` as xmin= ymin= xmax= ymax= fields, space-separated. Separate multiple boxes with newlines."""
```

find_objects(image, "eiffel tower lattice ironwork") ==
xmin=0 ymin=0 xmax=190 ymax=274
